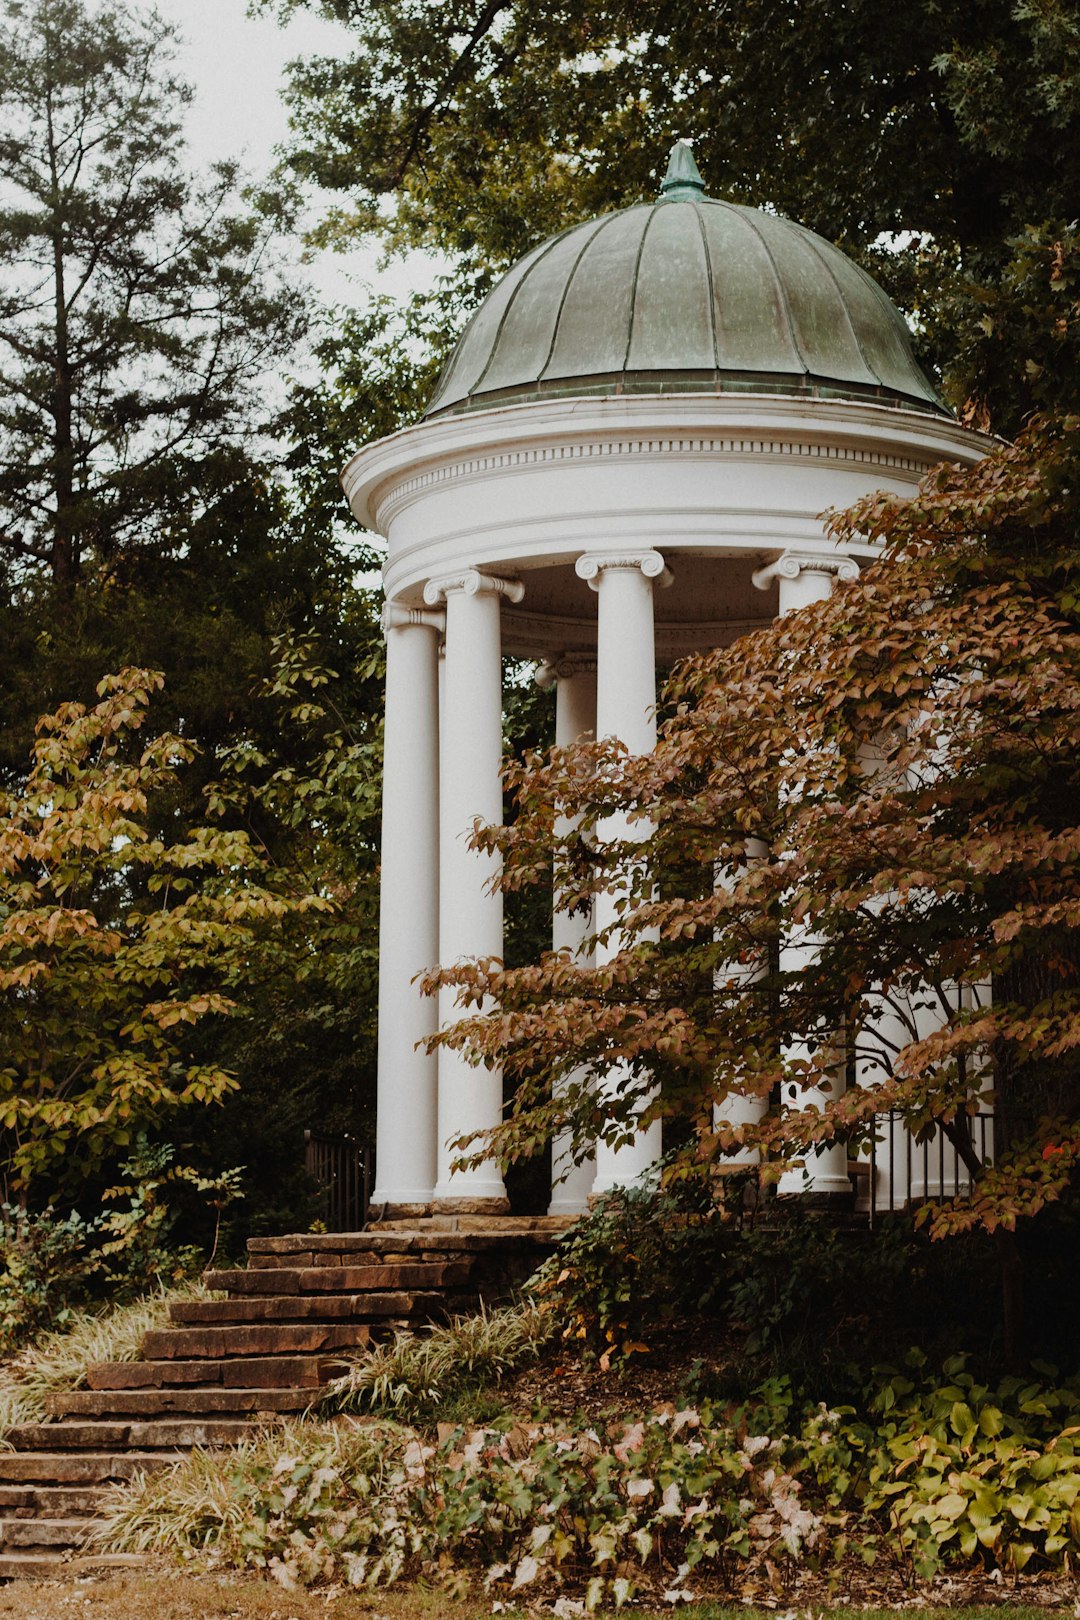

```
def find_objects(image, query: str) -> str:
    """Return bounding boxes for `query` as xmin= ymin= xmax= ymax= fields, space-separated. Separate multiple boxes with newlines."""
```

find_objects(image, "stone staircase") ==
xmin=0 ymin=1217 xmax=567 ymax=1580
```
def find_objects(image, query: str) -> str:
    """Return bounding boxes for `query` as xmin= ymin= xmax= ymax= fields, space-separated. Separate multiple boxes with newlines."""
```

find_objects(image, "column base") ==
xmin=432 ymin=1195 xmax=512 ymax=1215
xmin=367 ymin=1198 xmax=433 ymax=1222
xmin=776 ymin=1172 xmax=855 ymax=1206
xmin=547 ymin=1195 xmax=590 ymax=1217
xmin=370 ymin=1184 xmax=436 ymax=1209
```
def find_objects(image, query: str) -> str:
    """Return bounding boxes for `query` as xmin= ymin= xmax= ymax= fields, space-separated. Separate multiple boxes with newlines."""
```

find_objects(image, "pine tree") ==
xmin=0 ymin=0 xmax=305 ymax=587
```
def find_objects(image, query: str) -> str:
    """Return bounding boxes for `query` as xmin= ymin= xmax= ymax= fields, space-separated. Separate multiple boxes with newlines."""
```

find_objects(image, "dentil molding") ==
xmin=373 ymin=436 xmax=940 ymax=530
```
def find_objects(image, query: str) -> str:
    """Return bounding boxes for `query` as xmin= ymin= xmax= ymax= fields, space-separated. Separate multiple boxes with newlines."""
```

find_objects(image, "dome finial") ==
xmin=660 ymin=140 xmax=706 ymax=201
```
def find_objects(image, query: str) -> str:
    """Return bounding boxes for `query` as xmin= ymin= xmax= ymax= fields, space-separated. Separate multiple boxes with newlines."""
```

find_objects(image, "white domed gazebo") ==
xmin=342 ymin=144 xmax=991 ymax=1219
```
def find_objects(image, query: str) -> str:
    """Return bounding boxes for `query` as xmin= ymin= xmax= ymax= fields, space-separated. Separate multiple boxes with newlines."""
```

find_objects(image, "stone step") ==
xmin=203 ymin=1262 xmax=471 ymax=1295
xmin=0 ymin=1484 xmax=112 ymax=1516
xmin=247 ymin=1233 xmax=418 ymax=1256
xmin=0 ymin=1450 xmax=184 ymax=1484
xmin=245 ymin=1230 xmax=541 ymax=1256
xmin=369 ymin=1215 xmax=575 ymax=1234
xmin=170 ymin=1291 xmax=446 ymax=1326
xmin=6 ymin=1418 xmax=264 ymax=1451
xmin=86 ymin=1354 xmax=341 ymax=1390
xmin=143 ymin=1322 xmax=372 ymax=1360
xmin=0 ymin=1515 xmax=95 ymax=1549
xmin=0 ymin=1550 xmax=147 ymax=1578
xmin=47 ymin=1387 xmax=318 ymax=1420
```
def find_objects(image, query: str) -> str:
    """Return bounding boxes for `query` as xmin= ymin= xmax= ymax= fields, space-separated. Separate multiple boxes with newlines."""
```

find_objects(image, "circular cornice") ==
xmin=342 ymin=392 xmax=995 ymax=540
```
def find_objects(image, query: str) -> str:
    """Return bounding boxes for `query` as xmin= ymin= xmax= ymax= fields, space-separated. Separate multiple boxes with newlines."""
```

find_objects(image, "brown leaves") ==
xmin=425 ymin=421 xmax=1080 ymax=1240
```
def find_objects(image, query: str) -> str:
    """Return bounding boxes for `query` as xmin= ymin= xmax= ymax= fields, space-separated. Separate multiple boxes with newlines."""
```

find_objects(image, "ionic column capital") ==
xmin=382 ymin=601 xmax=444 ymax=635
xmin=423 ymin=569 xmax=525 ymax=606
xmin=575 ymin=550 xmax=674 ymax=593
xmin=751 ymin=551 xmax=860 ymax=592
xmin=535 ymin=652 xmax=599 ymax=689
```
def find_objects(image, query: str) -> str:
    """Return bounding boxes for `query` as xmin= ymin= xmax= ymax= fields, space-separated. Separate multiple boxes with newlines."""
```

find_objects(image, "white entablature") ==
xmin=343 ymin=393 xmax=987 ymax=661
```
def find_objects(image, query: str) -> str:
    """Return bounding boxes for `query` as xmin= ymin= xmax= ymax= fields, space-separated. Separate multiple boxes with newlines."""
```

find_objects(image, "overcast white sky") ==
xmin=156 ymin=0 xmax=434 ymax=308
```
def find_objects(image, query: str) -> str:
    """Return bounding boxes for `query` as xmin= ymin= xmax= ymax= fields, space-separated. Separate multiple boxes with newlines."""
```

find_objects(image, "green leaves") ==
xmin=0 ymin=0 xmax=307 ymax=586
xmin=860 ymin=1356 xmax=1080 ymax=1575
xmin=0 ymin=668 xmax=321 ymax=1190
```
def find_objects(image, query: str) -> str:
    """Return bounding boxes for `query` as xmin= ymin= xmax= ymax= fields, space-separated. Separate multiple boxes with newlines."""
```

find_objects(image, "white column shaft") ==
xmin=775 ymin=560 xmax=850 ymax=1196
xmin=588 ymin=560 xmax=664 ymax=1194
xmin=549 ymin=663 xmax=598 ymax=1215
xmin=713 ymin=837 xmax=769 ymax=1165
xmin=433 ymin=582 xmax=509 ymax=1206
xmin=373 ymin=614 xmax=440 ymax=1209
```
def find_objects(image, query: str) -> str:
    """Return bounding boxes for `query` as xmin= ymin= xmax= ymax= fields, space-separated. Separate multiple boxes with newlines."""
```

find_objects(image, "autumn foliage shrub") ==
xmin=101 ymin=1361 xmax=1080 ymax=1600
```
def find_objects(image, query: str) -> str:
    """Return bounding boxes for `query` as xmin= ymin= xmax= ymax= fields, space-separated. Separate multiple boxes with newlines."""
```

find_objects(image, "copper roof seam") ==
xmin=467 ymin=228 xmax=579 ymax=403
xmin=726 ymin=203 xmax=810 ymax=376
xmin=853 ymin=258 xmax=945 ymax=404
xmin=425 ymin=290 xmax=490 ymax=408
xmin=691 ymin=201 xmax=722 ymax=371
xmin=536 ymin=214 xmax=614 ymax=385
xmin=621 ymin=203 xmax=658 ymax=373
xmin=793 ymin=222 xmax=888 ymax=389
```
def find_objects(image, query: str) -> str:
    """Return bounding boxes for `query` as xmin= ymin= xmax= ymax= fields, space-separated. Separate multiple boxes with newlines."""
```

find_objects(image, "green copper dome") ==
xmin=425 ymin=145 xmax=945 ymax=420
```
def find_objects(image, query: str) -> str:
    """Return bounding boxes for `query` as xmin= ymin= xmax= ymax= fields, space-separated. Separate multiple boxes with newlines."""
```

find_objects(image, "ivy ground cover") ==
xmin=99 ymin=1357 xmax=1080 ymax=1606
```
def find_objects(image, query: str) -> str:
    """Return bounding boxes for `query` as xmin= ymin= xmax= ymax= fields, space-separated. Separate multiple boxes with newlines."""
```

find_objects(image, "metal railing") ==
xmin=859 ymin=1109 xmax=995 ymax=1226
xmin=303 ymin=1130 xmax=370 ymax=1232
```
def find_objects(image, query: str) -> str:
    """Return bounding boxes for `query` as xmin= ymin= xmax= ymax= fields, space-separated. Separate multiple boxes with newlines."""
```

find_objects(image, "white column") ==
xmin=372 ymin=603 xmax=443 ymax=1213
xmin=423 ymin=568 xmax=523 ymax=1211
xmin=713 ymin=837 xmax=769 ymax=1166
xmin=537 ymin=654 xmax=598 ymax=1215
xmin=575 ymin=550 xmax=672 ymax=1195
xmin=753 ymin=551 xmax=859 ymax=1198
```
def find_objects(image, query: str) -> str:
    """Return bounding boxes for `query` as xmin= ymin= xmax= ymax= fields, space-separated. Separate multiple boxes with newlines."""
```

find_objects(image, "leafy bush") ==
xmin=0 ymin=1139 xmax=242 ymax=1353
xmin=530 ymin=1184 xmax=1005 ymax=1386
xmin=527 ymin=1177 xmax=733 ymax=1366
xmin=0 ymin=1203 xmax=102 ymax=1349
xmin=99 ymin=1402 xmax=825 ymax=1603
xmin=855 ymin=1353 xmax=1080 ymax=1576
xmin=322 ymin=1302 xmax=554 ymax=1422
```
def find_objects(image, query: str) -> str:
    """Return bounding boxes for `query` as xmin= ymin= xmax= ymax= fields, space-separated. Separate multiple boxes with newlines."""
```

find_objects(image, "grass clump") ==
xmin=0 ymin=1281 xmax=209 ymax=1442
xmin=322 ymin=1300 xmax=554 ymax=1422
xmin=98 ymin=1416 xmax=404 ymax=1560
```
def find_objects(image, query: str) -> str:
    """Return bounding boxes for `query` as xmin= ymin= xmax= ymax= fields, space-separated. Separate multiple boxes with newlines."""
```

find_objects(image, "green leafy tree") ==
xmin=0 ymin=0 xmax=305 ymax=588
xmin=266 ymin=0 xmax=1080 ymax=428
xmin=0 ymin=667 xmax=327 ymax=1194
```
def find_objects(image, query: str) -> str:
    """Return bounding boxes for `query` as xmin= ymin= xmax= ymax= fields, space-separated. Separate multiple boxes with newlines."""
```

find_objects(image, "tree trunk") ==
xmin=46 ymin=90 xmax=76 ymax=589
xmin=993 ymin=1226 xmax=1026 ymax=1372
xmin=944 ymin=1107 xmax=1026 ymax=1368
